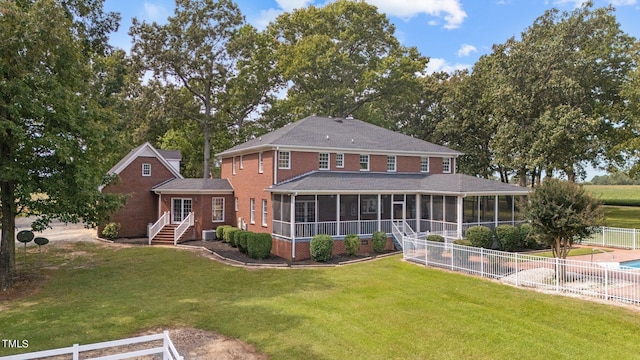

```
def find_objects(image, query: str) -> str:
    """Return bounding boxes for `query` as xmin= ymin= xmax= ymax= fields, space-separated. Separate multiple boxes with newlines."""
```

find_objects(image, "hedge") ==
xmin=495 ymin=224 xmax=521 ymax=252
xmin=216 ymin=225 xmax=231 ymax=240
xmin=426 ymin=234 xmax=445 ymax=242
xmin=371 ymin=231 xmax=387 ymax=254
xmin=223 ymin=227 xmax=241 ymax=244
xmin=344 ymin=234 xmax=360 ymax=256
xmin=247 ymin=233 xmax=272 ymax=259
xmin=466 ymin=226 xmax=493 ymax=248
xmin=310 ymin=234 xmax=333 ymax=262
xmin=237 ymin=231 xmax=251 ymax=254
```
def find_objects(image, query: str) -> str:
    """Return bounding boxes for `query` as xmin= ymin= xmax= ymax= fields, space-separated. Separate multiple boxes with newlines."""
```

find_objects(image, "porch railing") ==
xmin=174 ymin=212 xmax=194 ymax=245
xmin=148 ymin=211 xmax=170 ymax=245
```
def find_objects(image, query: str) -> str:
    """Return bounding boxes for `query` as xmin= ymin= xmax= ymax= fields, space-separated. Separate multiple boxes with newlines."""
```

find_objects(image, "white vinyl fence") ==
xmin=582 ymin=226 xmax=640 ymax=249
xmin=403 ymin=237 xmax=640 ymax=305
xmin=0 ymin=331 xmax=183 ymax=360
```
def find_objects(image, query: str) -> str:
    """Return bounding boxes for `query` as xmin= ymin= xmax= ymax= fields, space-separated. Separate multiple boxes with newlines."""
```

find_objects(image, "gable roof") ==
xmin=267 ymin=171 xmax=529 ymax=196
xmin=152 ymin=178 xmax=233 ymax=194
xmin=107 ymin=142 xmax=183 ymax=179
xmin=217 ymin=116 xmax=463 ymax=157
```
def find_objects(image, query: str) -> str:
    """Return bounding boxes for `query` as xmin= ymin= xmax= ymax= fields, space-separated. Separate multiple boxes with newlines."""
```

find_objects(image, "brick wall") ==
xmin=272 ymin=236 xmax=396 ymax=260
xmin=159 ymin=193 xmax=235 ymax=240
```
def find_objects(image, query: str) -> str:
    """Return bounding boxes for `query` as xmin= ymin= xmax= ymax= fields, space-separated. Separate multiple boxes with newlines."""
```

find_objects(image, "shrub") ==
xmin=426 ymin=234 xmax=445 ymax=242
xmin=310 ymin=234 xmax=333 ymax=262
xmin=230 ymin=230 xmax=245 ymax=247
xmin=247 ymin=233 xmax=272 ymax=259
xmin=453 ymin=239 xmax=472 ymax=246
xmin=371 ymin=231 xmax=387 ymax=254
xmin=519 ymin=223 xmax=537 ymax=249
xmin=216 ymin=225 xmax=231 ymax=240
xmin=223 ymin=227 xmax=240 ymax=244
xmin=466 ymin=226 xmax=493 ymax=248
xmin=495 ymin=224 xmax=521 ymax=252
xmin=344 ymin=234 xmax=360 ymax=256
xmin=237 ymin=231 xmax=251 ymax=254
xmin=102 ymin=222 xmax=120 ymax=240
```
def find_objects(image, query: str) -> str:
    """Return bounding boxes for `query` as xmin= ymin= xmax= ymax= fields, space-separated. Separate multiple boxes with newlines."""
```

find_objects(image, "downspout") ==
xmin=274 ymin=148 xmax=278 ymax=185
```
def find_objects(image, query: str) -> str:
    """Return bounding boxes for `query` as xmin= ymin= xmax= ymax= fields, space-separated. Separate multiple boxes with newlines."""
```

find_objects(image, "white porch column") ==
xmin=291 ymin=194 xmax=296 ymax=259
xmin=457 ymin=196 xmax=464 ymax=239
xmin=336 ymin=194 xmax=341 ymax=236
xmin=377 ymin=194 xmax=381 ymax=232
xmin=494 ymin=195 xmax=499 ymax=229
xmin=416 ymin=194 xmax=421 ymax=233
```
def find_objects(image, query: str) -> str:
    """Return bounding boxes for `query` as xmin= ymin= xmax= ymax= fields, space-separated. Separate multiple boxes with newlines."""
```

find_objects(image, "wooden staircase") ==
xmin=150 ymin=224 xmax=194 ymax=245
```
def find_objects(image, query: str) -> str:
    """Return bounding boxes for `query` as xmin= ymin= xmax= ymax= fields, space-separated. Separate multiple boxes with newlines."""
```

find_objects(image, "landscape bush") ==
xmin=519 ymin=223 xmax=537 ymax=249
xmin=466 ymin=226 xmax=493 ymax=248
xmin=247 ymin=233 xmax=272 ymax=259
xmin=223 ymin=227 xmax=241 ymax=244
xmin=230 ymin=230 xmax=245 ymax=247
xmin=237 ymin=231 xmax=251 ymax=254
xmin=495 ymin=224 xmax=521 ymax=252
xmin=453 ymin=239 xmax=472 ymax=246
xmin=216 ymin=225 xmax=231 ymax=240
xmin=102 ymin=222 xmax=120 ymax=240
xmin=371 ymin=231 xmax=387 ymax=254
xmin=310 ymin=234 xmax=333 ymax=262
xmin=344 ymin=234 xmax=360 ymax=256
xmin=426 ymin=234 xmax=445 ymax=242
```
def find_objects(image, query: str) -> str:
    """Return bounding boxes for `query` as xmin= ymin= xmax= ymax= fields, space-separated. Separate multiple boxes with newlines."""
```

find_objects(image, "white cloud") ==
xmin=554 ymin=0 xmax=636 ymax=7
xmin=457 ymin=44 xmax=477 ymax=57
xmin=143 ymin=2 xmax=168 ymax=22
xmin=254 ymin=0 xmax=314 ymax=29
xmin=365 ymin=0 xmax=467 ymax=29
xmin=276 ymin=0 xmax=316 ymax=11
xmin=425 ymin=58 xmax=471 ymax=74
xmin=610 ymin=0 xmax=637 ymax=5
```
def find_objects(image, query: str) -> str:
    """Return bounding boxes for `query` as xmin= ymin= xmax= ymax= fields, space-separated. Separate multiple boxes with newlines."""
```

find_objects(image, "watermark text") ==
xmin=2 ymin=339 xmax=29 ymax=349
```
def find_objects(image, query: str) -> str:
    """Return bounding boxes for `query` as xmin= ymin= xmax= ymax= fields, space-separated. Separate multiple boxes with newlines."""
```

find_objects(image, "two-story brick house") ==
xmin=101 ymin=116 xmax=528 ymax=260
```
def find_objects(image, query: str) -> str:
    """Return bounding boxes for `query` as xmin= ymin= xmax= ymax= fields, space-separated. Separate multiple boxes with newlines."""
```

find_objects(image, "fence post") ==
xmin=555 ymin=258 xmax=559 ymax=293
xmin=515 ymin=253 xmax=519 ymax=287
xmin=480 ymin=247 xmax=484 ymax=278
xmin=73 ymin=344 xmax=79 ymax=360
xmin=602 ymin=226 xmax=605 ymax=247
xmin=604 ymin=267 xmax=609 ymax=301
xmin=634 ymin=228 xmax=637 ymax=250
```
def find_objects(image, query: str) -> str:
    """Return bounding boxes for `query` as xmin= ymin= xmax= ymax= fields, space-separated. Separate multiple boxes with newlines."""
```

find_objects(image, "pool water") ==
xmin=620 ymin=259 xmax=640 ymax=269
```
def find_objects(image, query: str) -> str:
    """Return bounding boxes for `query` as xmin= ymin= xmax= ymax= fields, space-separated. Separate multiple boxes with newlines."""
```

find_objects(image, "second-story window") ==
xmin=442 ymin=157 xmax=451 ymax=173
xmin=387 ymin=155 xmax=396 ymax=172
xmin=239 ymin=155 xmax=243 ymax=169
xmin=336 ymin=153 xmax=344 ymax=168
xmin=142 ymin=163 xmax=151 ymax=176
xmin=421 ymin=157 xmax=429 ymax=173
xmin=258 ymin=152 xmax=263 ymax=173
xmin=359 ymin=154 xmax=369 ymax=171
xmin=319 ymin=153 xmax=330 ymax=170
xmin=278 ymin=151 xmax=291 ymax=169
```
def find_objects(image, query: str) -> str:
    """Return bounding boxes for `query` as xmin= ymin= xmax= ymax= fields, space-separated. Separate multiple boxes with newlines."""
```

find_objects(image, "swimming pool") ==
xmin=620 ymin=259 xmax=640 ymax=269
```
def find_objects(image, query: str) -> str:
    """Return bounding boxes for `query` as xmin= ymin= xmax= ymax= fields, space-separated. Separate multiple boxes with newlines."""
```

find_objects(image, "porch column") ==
xmin=291 ymin=194 xmax=296 ymax=259
xmin=416 ymin=193 xmax=421 ymax=233
xmin=457 ymin=196 xmax=464 ymax=239
xmin=336 ymin=194 xmax=341 ymax=237
xmin=494 ymin=195 xmax=499 ymax=229
xmin=377 ymin=194 xmax=381 ymax=232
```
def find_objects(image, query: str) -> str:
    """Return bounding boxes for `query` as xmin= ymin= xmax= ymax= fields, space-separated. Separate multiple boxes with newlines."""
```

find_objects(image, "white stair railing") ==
xmin=174 ymin=212 xmax=194 ymax=245
xmin=148 ymin=211 xmax=170 ymax=245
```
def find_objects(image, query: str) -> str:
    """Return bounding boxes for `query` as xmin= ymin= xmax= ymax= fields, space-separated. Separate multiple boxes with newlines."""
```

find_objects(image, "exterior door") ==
xmin=392 ymin=200 xmax=405 ymax=224
xmin=172 ymin=198 xmax=192 ymax=223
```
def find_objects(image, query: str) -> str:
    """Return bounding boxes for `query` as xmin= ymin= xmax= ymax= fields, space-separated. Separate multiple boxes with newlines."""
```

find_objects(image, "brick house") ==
xmin=101 ymin=116 xmax=528 ymax=259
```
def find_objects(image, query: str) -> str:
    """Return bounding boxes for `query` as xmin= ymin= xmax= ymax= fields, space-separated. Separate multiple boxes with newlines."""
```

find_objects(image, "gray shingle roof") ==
xmin=152 ymin=178 xmax=233 ymax=193
xmin=107 ymin=142 xmax=183 ymax=179
xmin=267 ymin=171 xmax=529 ymax=195
xmin=157 ymin=149 xmax=182 ymax=160
xmin=217 ymin=116 xmax=463 ymax=156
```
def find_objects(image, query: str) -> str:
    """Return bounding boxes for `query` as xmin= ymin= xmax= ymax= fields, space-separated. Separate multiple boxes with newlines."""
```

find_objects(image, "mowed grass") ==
xmin=3 ymin=243 xmax=640 ymax=359
xmin=584 ymin=185 xmax=640 ymax=206
xmin=603 ymin=206 xmax=640 ymax=229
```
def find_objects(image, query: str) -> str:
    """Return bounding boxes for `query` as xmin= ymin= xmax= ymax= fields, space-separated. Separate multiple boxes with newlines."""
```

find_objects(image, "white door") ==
xmin=172 ymin=198 xmax=192 ymax=223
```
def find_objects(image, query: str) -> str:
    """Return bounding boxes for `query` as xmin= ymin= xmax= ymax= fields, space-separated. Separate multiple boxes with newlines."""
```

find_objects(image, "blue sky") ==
xmin=103 ymin=0 xmax=640 ymax=179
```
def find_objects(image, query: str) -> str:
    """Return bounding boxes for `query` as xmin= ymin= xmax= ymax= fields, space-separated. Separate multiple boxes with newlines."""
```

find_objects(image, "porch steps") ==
xmin=391 ymin=234 xmax=403 ymax=251
xmin=150 ymin=224 xmax=192 ymax=245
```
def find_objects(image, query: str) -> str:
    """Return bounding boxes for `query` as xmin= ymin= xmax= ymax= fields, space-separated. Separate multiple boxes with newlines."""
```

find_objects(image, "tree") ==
xmin=0 ymin=0 xmax=124 ymax=290
xmin=523 ymin=179 xmax=603 ymax=259
xmin=130 ymin=0 xmax=275 ymax=178
xmin=262 ymin=0 xmax=427 ymax=128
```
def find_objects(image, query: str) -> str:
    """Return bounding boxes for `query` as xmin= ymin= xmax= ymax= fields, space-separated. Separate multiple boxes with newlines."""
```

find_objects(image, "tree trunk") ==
xmin=203 ymin=122 xmax=211 ymax=178
xmin=518 ymin=167 xmax=527 ymax=187
xmin=0 ymin=181 xmax=16 ymax=290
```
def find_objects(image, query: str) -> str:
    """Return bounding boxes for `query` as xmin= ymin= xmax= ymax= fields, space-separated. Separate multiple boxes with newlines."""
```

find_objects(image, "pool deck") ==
xmin=570 ymin=245 xmax=640 ymax=264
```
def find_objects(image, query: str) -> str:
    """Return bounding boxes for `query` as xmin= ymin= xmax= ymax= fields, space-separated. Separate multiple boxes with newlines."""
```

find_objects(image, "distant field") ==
xmin=584 ymin=185 xmax=640 ymax=206
xmin=603 ymin=206 xmax=640 ymax=229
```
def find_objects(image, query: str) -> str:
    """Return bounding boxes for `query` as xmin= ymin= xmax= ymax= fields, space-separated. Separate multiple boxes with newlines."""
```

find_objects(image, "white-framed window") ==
xmin=278 ymin=151 xmax=290 ymax=169
xmin=212 ymin=197 xmax=225 ymax=222
xmin=258 ymin=152 xmax=263 ymax=173
xmin=235 ymin=197 xmax=238 ymax=211
xmin=421 ymin=157 xmax=429 ymax=173
xmin=261 ymin=199 xmax=268 ymax=227
xmin=442 ymin=157 xmax=451 ymax=173
xmin=232 ymin=156 xmax=236 ymax=175
xmin=142 ymin=163 xmax=151 ymax=176
xmin=250 ymin=198 xmax=256 ymax=224
xmin=336 ymin=153 xmax=344 ymax=168
xmin=319 ymin=153 xmax=330 ymax=170
xmin=387 ymin=155 xmax=396 ymax=172
xmin=359 ymin=154 xmax=369 ymax=171
xmin=239 ymin=155 xmax=243 ymax=169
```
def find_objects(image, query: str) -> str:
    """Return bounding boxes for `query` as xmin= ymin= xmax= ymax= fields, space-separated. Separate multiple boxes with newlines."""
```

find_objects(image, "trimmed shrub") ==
xmin=495 ymin=224 xmax=521 ymax=252
xmin=310 ymin=234 xmax=333 ymax=262
xmin=102 ymin=222 xmax=120 ymax=240
xmin=426 ymin=234 xmax=445 ymax=242
xmin=216 ymin=225 xmax=231 ymax=240
xmin=223 ymin=227 xmax=240 ymax=244
xmin=247 ymin=233 xmax=272 ymax=259
xmin=453 ymin=239 xmax=472 ymax=246
xmin=230 ymin=230 xmax=245 ymax=247
xmin=372 ymin=231 xmax=387 ymax=254
xmin=519 ymin=223 xmax=537 ymax=249
xmin=344 ymin=234 xmax=360 ymax=256
xmin=466 ymin=226 xmax=493 ymax=248
xmin=237 ymin=231 xmax=251 ymax=254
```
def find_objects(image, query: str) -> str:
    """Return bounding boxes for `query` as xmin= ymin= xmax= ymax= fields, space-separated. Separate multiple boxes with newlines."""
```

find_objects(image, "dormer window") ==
xmin=142 ymin=163 xmax=151 ymax=176
xmin=359 ymin=154 xmax=369 ymax=171
xmin=278 ymin=151 xmax=291 ymax=169
xmin=387 ymin=156 xmax=396 ymax=172
xmin=319 ymin=153 xmax=330 ymax=170
xmin=442 ymin=158 xmax=451 ymax=173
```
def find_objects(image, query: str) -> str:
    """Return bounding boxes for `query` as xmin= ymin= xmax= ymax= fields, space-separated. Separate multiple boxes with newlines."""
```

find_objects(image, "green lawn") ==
xmin=603 ymin=206 xmax=640 ymax=229
xmin=584 ymin=185 xmax=640 ymax=206
xmin=534 ymin=247 xmax=612 ymax=258
xmin=3 ymin=243 xmax=640 ymax=359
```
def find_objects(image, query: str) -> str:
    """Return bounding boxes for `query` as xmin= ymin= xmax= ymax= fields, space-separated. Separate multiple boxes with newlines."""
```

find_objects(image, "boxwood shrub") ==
xmin=371 ymin=231 xmax=387 ymax=254
xmin=495 ymin=224 xmax=521 ymax=252
xmin=466 ymin=226 xmax=493 ymax=248
xmin=247 ymin=233 xmax=272 ymax=259
xmin=230 ymin=230 xmax=245 ymax=247
xmin=216 ymin=225 xmax=231 ymax=240
xmin=237 ymin=231 xmax=251 ymax=254
xmin=344 ymin=234 xmax=360 ymax=256
xmin=223 ymin=227 xmax=240 ymax=244
xmin=310 ymin=234 xmax=333 ymax=262
xmin=426 ymin=234 xmax=445 ymax=242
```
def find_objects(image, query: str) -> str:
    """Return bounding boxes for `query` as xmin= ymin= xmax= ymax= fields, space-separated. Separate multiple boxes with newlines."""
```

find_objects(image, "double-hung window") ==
xmin=336 ymin=153 xmax=344 ymax=168
xmin=142 ymin=163 xmax=151 ymax=176
xmin=258 ymin=152 xmax=264 ymax=173
xmin=261 ymin=199 xmax=268 ymax=227
xmin=387 ymin=156 xmax=396 ymax=172
xmin=212 ymin=198 xmax=224 ymax=222
xmin=420 ymin=157 xmax=429 ymax=173
xmin=319 ymin=153 xmax=330 ymax=170
xmin=359 ymin=154 xmax=369 ymax=171
xmin=442 ymin=158 xmax=451 ymax=173
xmin=250 ymin=198 xmax=256 ymax=224
xmin=278 ymin=151 xmax=291 ymax=169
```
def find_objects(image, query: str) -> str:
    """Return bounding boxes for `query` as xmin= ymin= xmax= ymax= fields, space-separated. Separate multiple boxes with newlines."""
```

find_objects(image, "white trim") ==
xmin=153 ymin=189 xmax=233 ymax=195
xmin=420 ymin=157 xmax=429 ymax=173
xmin=261 ymin=199 xmax=268 ymax=227
xmin=387 ymin=155 xmax=396 ymax=172
xmin=442 ymin=157 xmax=451 ymax=173
xmin=212 ymin=197 xmax=225 ymax=222
xmin=266 ymin=189 xmax=530 ymax=196
xmin=239 ymin=155 xmax=243 ymax=169
xmin=142 ymin=163 xmax=152 ymax=176
xmin=359 ymin=154 xmax=369 ymax=172
xmin=259 ymin=151 xmax=264 ymax=174
xmin=278 ymin=151 xmax=291 ymax=170
xmin=250 ymin=198 xmax=256 ymax=224
xmin=319 ymin=152 xmax=330 ymax=171
xmin=216 ymin=144 xmax=462 ymax=158
xmin=336 ymin=153 xmax=344 ymax=168
xmin=232 ymin=156 xmax=236 ymax=175
xmin=108 ymin=142 xmax=183 ymax=179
